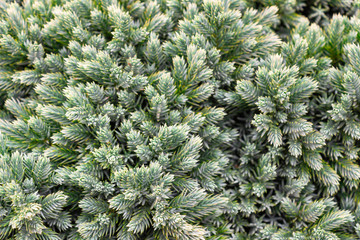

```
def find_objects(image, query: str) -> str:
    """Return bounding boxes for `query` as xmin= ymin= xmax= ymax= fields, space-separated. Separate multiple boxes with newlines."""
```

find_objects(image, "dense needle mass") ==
xmin=0 ymin=0 xmax=360 ymax=239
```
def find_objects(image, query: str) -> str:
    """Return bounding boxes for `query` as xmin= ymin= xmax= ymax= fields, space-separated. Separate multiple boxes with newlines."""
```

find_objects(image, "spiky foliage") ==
xmin=1 ymin=0 xmax=360 ymax=239
xmin=0 ymin=0 xmax=241 ymax=239
xmin=244 ymin=0 xmax=359 ymax=30
xmin=265 ymin=196 xmax=355 ymax=239
xmin=216 ymin=12 xmax=360 ymax=239
xmin=0 ymin=134 xmax=71 ymax=239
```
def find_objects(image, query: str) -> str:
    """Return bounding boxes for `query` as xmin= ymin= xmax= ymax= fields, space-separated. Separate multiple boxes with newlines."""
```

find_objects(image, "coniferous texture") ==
xmin=1 ymin=0 xmax=360 ymax=239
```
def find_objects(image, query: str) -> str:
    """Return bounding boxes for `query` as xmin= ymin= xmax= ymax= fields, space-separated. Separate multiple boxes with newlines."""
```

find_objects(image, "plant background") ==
xmin=0 ymin=0 xmax=360 ymax=239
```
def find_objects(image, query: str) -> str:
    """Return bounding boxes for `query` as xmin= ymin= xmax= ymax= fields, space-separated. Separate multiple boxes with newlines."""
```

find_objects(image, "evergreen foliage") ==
xmin=0 ymin=0 xmax=360 ymax=239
